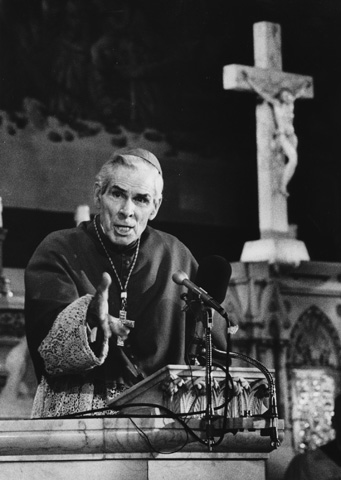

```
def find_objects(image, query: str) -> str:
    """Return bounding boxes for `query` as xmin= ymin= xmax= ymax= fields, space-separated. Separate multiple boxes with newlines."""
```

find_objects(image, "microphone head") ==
xmin=172 ymin=270 xmax=189 ymax=286
xmin=195 ymin=255 xmax=232 ymax=303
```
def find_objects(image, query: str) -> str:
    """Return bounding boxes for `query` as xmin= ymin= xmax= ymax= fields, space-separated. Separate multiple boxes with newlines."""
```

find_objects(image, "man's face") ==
xmin=95 ymin=163 xmax=162 ymax=246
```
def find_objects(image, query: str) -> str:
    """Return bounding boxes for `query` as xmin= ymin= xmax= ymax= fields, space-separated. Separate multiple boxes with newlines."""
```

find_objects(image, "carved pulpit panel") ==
xmin=160 ymin=369 xmax=270 ymax=418
xmin=110 ymin=365 xmax=271 ymax=418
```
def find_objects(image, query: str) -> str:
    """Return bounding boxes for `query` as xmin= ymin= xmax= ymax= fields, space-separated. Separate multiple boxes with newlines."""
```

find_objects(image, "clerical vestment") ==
xmin=25 ymin=220 xmax=203 ymax=417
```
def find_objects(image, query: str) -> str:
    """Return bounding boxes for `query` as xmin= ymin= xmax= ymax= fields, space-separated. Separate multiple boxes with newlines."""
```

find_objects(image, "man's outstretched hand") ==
xmin=87 ymin=272 xmax=131 ymax=342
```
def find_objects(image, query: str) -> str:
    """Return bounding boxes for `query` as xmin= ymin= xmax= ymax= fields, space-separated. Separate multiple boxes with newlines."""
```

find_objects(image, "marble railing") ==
xmin=0 ymin=416 xmax=284 ymax=457
xmin=0 ymin=416 xmax=284 ymax=480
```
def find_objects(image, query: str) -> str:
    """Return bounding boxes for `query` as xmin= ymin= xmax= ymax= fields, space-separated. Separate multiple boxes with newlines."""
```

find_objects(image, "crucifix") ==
xmin=223 ymin=22 xmax=314 ymax=265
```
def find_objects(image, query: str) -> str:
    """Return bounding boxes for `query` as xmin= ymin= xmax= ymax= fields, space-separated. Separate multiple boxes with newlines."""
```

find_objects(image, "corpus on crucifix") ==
xmin=223 ymin=22 xmax=313 ymax=265
xmin=242 ymin=71 xmax=311 ymax=197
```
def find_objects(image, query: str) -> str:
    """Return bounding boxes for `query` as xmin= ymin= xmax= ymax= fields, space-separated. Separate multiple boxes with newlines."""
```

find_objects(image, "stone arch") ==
xmin=287 ymin=305 xmax=341 ymax=369
xmin=286 ymin=305 xmax=341 ymax=452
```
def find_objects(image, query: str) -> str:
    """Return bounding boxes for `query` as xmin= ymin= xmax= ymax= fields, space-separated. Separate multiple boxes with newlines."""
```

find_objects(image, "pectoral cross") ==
xmin=117 ymin=291 xmax=135 ymax=346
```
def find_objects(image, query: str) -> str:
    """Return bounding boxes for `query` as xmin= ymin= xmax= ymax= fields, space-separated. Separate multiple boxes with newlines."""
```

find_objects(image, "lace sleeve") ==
xmin=38 ymin=294 xmax=109 ymax=376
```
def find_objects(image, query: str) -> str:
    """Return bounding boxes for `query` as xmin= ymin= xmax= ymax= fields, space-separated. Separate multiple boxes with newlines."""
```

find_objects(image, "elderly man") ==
xmin=25 ymin=148 xmax=203 ymax=417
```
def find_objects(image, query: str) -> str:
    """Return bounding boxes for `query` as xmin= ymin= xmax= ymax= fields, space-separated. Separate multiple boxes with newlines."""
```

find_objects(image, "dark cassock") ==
xmin=25 ymin=216 xmax=202 ymax=417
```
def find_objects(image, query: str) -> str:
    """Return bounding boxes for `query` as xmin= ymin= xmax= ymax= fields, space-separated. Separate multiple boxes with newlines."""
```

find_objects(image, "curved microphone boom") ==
xmin=172 ymin=270 xmax=227 ymax=316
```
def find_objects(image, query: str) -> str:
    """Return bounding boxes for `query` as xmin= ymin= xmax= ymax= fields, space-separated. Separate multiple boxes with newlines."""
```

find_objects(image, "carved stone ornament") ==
xmin=288 ymin=305 xmax=341 ymax=452
xmin=160 ymin=371 xmax=270 ymax=418
xmin=288 ymin=305 xmax=341 ymax=369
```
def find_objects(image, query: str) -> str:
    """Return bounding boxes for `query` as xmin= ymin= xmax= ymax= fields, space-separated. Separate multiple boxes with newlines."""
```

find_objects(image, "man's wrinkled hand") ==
xmin=87 ymin=272 xmax=112 ymax=340
xmin=108 ymin=316 xmax=131 ymax=341
xmin=87 ymin=272 xmax=131 ymax=342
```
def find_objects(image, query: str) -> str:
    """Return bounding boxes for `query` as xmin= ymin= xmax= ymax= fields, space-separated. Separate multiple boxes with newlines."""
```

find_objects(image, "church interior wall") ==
xmin=1 ymin=1 xmax=341 ymax=479
xmin=2 ymin=0 xmax=341 ymax=266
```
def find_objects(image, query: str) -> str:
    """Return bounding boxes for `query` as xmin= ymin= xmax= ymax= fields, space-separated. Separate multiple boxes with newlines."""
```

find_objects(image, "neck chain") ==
xmin=93 ymin=215 xmax=140 ymax=319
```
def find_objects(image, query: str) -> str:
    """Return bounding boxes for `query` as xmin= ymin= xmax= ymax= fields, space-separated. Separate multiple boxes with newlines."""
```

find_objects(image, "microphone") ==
xmin=173 ymin=270 xmax=226 ymax=316
xmin=172 ymin=255 xmax=238 ymax=332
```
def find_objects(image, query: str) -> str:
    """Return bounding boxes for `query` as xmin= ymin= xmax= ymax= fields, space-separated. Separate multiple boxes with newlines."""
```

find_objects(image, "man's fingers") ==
xmin=108 ymin=316 xmax=131 ymax=340
xmin=97 ymin=272 xmax=112 ymax=297
xmin=100 ymin=317 xmax=112 ymax=340
xmin=93 ymin=272 xmax=111 ymax=318
xmin=87 ymin=273 xmax=112 ymax=332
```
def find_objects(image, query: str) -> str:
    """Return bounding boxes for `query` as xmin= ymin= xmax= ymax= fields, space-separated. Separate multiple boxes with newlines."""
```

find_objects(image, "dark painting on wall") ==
xmin=1 ymin=0 xmax=341 ymax=155
xmin=0 ymin=0 xmax=245 ymax=156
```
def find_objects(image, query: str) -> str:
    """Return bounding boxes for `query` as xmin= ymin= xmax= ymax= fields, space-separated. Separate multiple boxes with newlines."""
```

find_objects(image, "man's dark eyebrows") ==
xmin=111 ymin=185 xmax=126 ymax=193
xmin=134 ymin=192 xmax=151 ymax=200
xmin=111 ymin=185 xmax=151 ymax=199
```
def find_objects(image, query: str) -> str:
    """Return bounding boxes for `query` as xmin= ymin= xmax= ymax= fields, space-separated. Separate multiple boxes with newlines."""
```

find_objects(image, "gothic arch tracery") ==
xmin=287 ymin=305 xmax=341 ymax=452
xmin=288 ymin=305 xmax=341 ymax=369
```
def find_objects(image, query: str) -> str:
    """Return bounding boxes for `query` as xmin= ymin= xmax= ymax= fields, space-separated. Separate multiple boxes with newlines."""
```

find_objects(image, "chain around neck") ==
xmin=93 ymin=215 xmax=140 ymax=293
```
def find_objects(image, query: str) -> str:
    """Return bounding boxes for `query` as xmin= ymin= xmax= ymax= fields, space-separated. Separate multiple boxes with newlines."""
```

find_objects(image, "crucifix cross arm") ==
xmin=223 ymin=64 xmax=313 ymax=101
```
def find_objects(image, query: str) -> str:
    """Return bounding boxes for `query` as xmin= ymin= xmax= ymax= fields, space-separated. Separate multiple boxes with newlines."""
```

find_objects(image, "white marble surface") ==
xmin=241 ymin=238 xmax=310 ymax=266
xmin=0 ymin=416 xmax=284 ymax=457
xmin=0 ymin=457 xmax=266 ymax=480
xmin=0 ymin=416 xmax=284 ymax=480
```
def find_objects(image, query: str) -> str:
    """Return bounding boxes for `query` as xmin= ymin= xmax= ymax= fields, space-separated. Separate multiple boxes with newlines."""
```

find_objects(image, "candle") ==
xmin=0 ymin=197 xmax=3 ymax=228
xmin=74 ymin=205 xmax=90 ymax=226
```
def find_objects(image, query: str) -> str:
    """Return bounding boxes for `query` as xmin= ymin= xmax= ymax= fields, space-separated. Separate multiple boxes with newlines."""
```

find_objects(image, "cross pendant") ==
xmin=117 ymin=292 xmax=135 ymax=346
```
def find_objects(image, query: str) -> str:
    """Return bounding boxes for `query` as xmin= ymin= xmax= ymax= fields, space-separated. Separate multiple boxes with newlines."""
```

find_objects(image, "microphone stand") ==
xmin=182 ymin=292 xmax=235 ymax=451
xmin=203 ymin=308 xmax=235 ymax=451
xmin=202 ymin=304 xmax=215 ymax=451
